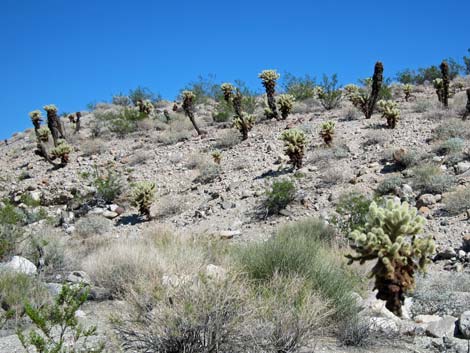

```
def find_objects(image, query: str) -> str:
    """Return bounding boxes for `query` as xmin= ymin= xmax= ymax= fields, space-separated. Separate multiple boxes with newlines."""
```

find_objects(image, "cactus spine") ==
xmin=346 ymin=199 xmax=435 ymax=316
xmin=280 ymin=128 xmax=307 ymax=169
xmin=440 ymin=60 xmax=450 ymax=107
xmin=259 ymin=70 xmax=280 ymax=120
xmin=182 ymin=91 xmax=202 ymax=136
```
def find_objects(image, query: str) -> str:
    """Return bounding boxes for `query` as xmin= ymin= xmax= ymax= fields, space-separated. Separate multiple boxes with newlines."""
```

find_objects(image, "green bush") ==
xmin=212 ymin=99 xmax=234 ymax=122
xmin=0 ymin=225 xmax=23 ymax=261
xmin=433 ymin=119 xmax=470 ymax=140
xmin=435 ymin=137 xmax=464 ymax=156
xmin=0 ymin=202 xmax=24 ymax=225
xmin=375 ymin=175 xmax=404 ymax=196
xmin=92 ymin=167 xmax=124 ymax=204
xmin=181 ymin=74 xmax=220 ymax=104
xmin=282 ymin=72 xmax=317 ymax=101
xmin=128 ymin=86 xmax=160 ymax=106
xmin=262 ymin=179 xmax=296 ymax=217
xmin=332 ymin=192 xmax=373 ymax=235
xmin=412 ymin=164 xmax=454 ymax=194
xmin=236 ymin=218 xmax=361 ymax=318
xmin=317 ymin=74 xmax=342 ymax=110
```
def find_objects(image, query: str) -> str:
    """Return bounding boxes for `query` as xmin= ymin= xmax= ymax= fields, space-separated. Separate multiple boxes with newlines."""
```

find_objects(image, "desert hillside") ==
xmin=1 ymin=69 xmax=470 ymax=353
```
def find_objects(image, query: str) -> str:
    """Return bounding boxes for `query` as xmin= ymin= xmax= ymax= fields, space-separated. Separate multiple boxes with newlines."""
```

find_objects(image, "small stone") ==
xmin=67 ymin=271 xmax=91 ymax=285
xmin=425 ymin=315 xmax=457 ymax=338
xmin=458 ymin=250 xmax=466 ymax=259
xmin=455 ymin=161 xmax=470 ymax=174
xmin=75 ymin=310 xmax=86 ymax=319
xmin=46 ymin=283 xmax=63 ymax=297
xmin=109 ymin=204 xmax=120 ymax=212
xmin=435 ymin=247 xmax=457 ymax=260
xmin=2 ymin=256 xmax=37 ymax=275
xmin=418 ymin=206 xmax=431 ymax=218
xmin=415 ymin=315 xmax=442 ymax=324
xmin=88 ymin=286 xmax=112 ymax=301
xmin=219 ymin=230 xmax=241 ymax=240
xmin=220 ymin=201 xmax=236 ymax=210
xmin=463 ymin=235 xmax=470 ymax=252
xmin=417 ymin=194 xmax=436 ymax=208
xmin=102 ymin=210 xmax=118 ymax=219
xmin=458 ymin=311 xmax=470 ymax=339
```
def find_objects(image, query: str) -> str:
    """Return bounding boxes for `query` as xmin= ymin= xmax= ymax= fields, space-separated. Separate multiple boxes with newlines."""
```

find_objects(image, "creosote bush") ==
xmin=279 ymin=128 xmax=307 ymax=169
xmin=317 ymin=74 xmax=342 ymax=110
xmin=346 ymin=199 xmax=435 ymax=316
xmin=131 ymin=181 xmax=156 ymax=220
xmin=261 ymin=179 xmax=296 ymax=217
xmin=377 ymin=100 xmax=400 ymax=128
xmin=319 ymin=121 xmax=335 ymax=146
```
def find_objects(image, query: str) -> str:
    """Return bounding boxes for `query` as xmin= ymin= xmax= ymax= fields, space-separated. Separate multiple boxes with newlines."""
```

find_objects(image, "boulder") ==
xmin=458 ymin=311 xmax=470 ymax=339
xmin=425 ymin=315 xmax=457 ymax=338
xmin=455 ymin=161 xmax=470 ymax=174
xmin=67 ymin=271 xmax=91 ymax=285
xmin=3 ymin=256 xmax=37 ymax=275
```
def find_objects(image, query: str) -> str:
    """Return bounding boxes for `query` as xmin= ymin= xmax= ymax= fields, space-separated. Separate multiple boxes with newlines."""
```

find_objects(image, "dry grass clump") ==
xmin=212 ymin=129 xmax=242 ymax=150
xmin=411 ymin=163 xmax=455 ymax=194
xmin=433 ymin=118 xmax=470 ymax=140
xmin=154 ymin=114 xmax=193 ymax=145
xmin=153 ymin=194 xmax=187 ymax=218
xmin=79 ymin=138 xmax=106 ymax=157
xmin=185 ymin=152 xmax=208 ymax=170
xmin=442 ymin=187 xmax=470 ymax=215
xmin=74 ymin=215 xmax=112 ymax=238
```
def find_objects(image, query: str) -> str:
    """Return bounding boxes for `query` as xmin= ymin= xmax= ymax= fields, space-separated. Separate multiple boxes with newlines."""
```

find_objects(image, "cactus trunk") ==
xmin=266 ymin=84 xmax=279 ymax=119
xmin=75 ymin=112 xmax=81 ymax=133
xmin=463 ymin=88 xmax=470 ymax=120
xmin=440 ymin=61 xmax=449 ymax=107
xmin=365 ymin=62 xmax=383 ymax=119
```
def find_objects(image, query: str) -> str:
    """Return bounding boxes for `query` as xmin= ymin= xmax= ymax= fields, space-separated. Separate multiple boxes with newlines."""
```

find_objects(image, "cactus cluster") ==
xmin=131 ymin=181 xmax=156 ymax=220
xmin=37 ymin=127 xmax=50 ymax=142
xmin=50 ymin=139 xmax=73 ymax=165
xmin=279 ymin=128 xmax=307 ymax=169
xmin=220 ymin=83 xmax=235 ymax=102
xmin=319 ymin=121 xmax=335 ymax=146
xmin=43 ymin=104 xmax=65 ymax=146
xmin=259 ymin=70 xmax=280 ymax=120
xmin=346 ymin=199 xmax=435 ymax=316
xmin=181 ymin=90 xmax=202 ymax=136
xmin=277 ymin=94 xmax=296 ymax=120
xmin=377 ymin=100 xmax=400 ymax=129
xmin=463 ymin=88 xmax=470 ymax=121
xmin=220 ymin=84 xmax=256 ymax=140
xmin=211 ymin=150 xmax=222 ymax=165
xmin=136 ymin=99 xmax=154 ymax=115
xmin=233 ymin=113 xmax=256 ymax=140
xmin=402 ymin=84 xmax=413 ymax=102
xmin=349 ymin=62 xmax=384 ymax=119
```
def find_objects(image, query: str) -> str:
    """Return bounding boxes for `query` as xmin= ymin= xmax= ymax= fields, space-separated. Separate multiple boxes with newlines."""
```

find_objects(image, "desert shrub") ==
xmin=193 ymin=162 xmax=220 ymax=184
xmin=343 ymin=108 xmax=360 ymax=121
xmin=236 ymin=218 xmax=361 ymax=319
xmin=92 ymin=167 xmax=124 ymax=204
xmin=308 ymin=145 xmax=350 ymax=166
xmin=185 ymin=152 xmax=208 ymax=170
xmin=212 ymin=129 xmax=242 ymax=150
xmin=18 ymin=284 xmax=104 ymax=353
xmin=393 ymin=149 xmax=422 ymax=169
xmin=362 ymin=130 xmax=388 ymax=147
xmin=80 ymin=139 xmax=106 ymax=157
xmin=321 ymin=166 xmax=347 ymax=185
xmin=128 ymin=151 xmax=152 ymax=166
xmin=129 ymin=86 xmax=160 ymax=106
xmin=332 ymin=192 xmax=373 ymax=235
xmin=155 ymin=115 xmax=192 ymax=145
xmin=112 ymin=94 xmax=131 ymax=106
xmin=317 ymin=74 xmax=342 ymax=110
xmin=153 ymin=195 xmax=186 ymax=218
xmin=411 ymin=164 xmax=454 ymax=194
xmin=282 ymin=72 xmax=317 ymax=101
xmin=434 ymin=119 xmax=470 ymax=140
xmin=212 ymin=99 xmax=234 ymax=122
xmin=181 ymin=74 xmax=220 ymax=104
xmin=74 ymin=215 xmax=112 ymax=238
xmin=337 ymin=316 xmax=372 ymax=347
xmin=442 ymin=187 xmax=470 ymax=215
xmin=0 ymin=202 xmax=25 ymax=225
xmin=434 ymin=138 xmax=464 ymax=164
xmin=0 ymin=225 xmax=23 ymax=261
xmin=375 ymin=175 xmax=404 ymax=196
xmin=261 ymin=179 xmax=296 ymax=217
xmin=0 ymin=270 xmax=49 ymax=326
xmin=412 ymin=99 xmax=432 ymax=113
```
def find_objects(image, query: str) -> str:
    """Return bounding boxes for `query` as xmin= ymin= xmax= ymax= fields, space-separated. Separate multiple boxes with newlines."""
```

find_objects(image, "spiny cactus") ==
xmin=29 ymin=110 xmax=43 ymax=130
xmin=136 ymin=99 xmax=154 ymax=115
xmin=233 ymin=113 xmax=256 ymax=141
xmin=433 ymin=78 xmax=444 ymax=103
xmin=131 ymin=181 xmax=156 ymax=220
xmin=349 ymin=62 xmax=384 ymax=119
xmin=259 ymin=70 xmax=280 ymax=120
xmin=37 ymin=127 xmax=50 ymax=142
xmin=440 ymin=60 xmax=450 ymax=107
xmin=50 ymin=140 xmax=72 ymax=165
xmin=463 ymin=88 xmax=470 ymax=121
xmin=343 ymin=84 xmax=360 ymax=97
xmin=75 ymin=112 xmax=81 ymax=133
xmin=403 ymin=84 xmax=413 ymax=102
xmin=319 ymin=121 xmax=335 ymax=146
xmin=43 ymin=104 xmax=65 ymax=146
xmin=280 ymin=128 xmax=307 ymax=169
xmin=277 ymin=94 xmax=296 ymax=120
xmin=211 ymin=150 xmax=222 ymax=165
xmin=220 ymin=83 xmax=235 ymax=102
xmin=181 ymin=90 xmax=202 ymax=136
xmin=377 ymin=100 xmax=400 ymax=129
xmin=346 ymin=199 xmax=435 ymax=317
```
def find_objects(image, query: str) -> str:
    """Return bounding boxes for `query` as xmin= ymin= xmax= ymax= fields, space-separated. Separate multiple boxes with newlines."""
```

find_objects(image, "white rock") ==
xmin=455 ymin=161 xmax=470 ymax=174
xmin=3 ymin=256 xmax=37 ymax=275
xmin=459 ymin=311 xmax=470 ymax=338
xmin=415 ymin=314 xmax=442 ymax=324
xmin=75 ymin=310 xmax=87 ymax=319
xmin=102 ymin=210 xmax=118 ymax=219
xmin=205 ymin=264 xmax=227 ymax=281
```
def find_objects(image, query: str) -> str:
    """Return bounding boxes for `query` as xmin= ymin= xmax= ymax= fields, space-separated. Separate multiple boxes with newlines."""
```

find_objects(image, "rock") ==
xmin=455 ymin=161 xmax=470 ymax=174
xmin=220 ymin=201 xmax=236 ymax=210
xmin=88 ymin=286 xmax=112 ymax=301
xmin=30 ymin=191 xmax=42 ymax=203
xmin=67 ymin=271 xmax=91 ymax=285
xmin=417 ymin=194 xmax=437 ymax=208
xmin=393 ymin=148 xmax=406 ymax=163
xmin=205 ymin=264 xmax=227 ymax=280
xmin=46 ymin=283 xmax=63 ymax=297
xmin=462 ymin=235 xmax=470 ymax=252
xmin=425 ymin=315 xmax=457 ymax=338
xmin=65 ymin=225 xmax=75 ymax=234
xmin=435 ymin=247 xmax=457 ymax=261
xmin=415 ymin=315 xmax=442 ymax=324
xmin=397 ymin=184 xmax=413 ymax=199
xmin=368 ymin=317 xmax=399 ymax=334
xmin=75 ymin=310 xmax=86 ymax=319
xmin=89 ymin=207 xmax=105 ymax=215
xmin=102 ymin=210 xmax=118 ymax=219
xmin=219 ymin=230 xmax=241 ymax=240
xmin=458 ymin=311 xmax=470 ymax=338
xmin=458 ymin=250 xmax=466 ymax=259
xmin=418 ymin=206 xmax=432 ymax=218
xmin=109 ymin=204 xmax=120 ymax=212
xmin=2 ymin=256 xmax=37 ymax=275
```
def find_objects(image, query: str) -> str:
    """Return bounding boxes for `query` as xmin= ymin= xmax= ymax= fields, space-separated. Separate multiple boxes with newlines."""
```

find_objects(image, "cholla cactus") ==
xmin=433 ymin=78 xmax=444 ymax=103
xmin=403 ymin=84 xmax=413 ymax=102
xmin=43 ymin=104 xmax=65 ymax=146
xmin=277 ymin=94 xmax=296 ymax=120
xmin=233 ymin=113 xmax=256 ymax=140
xmin=343 ymin=84 xmax=360 ymax=97
xmin=440 ymin=60 xmax=450 ymax=107
xmin=377 ymin=100 xmax=400 ymax=129
xmin=37 ymin=127 xmax=50 ymax=142
xmin=259 ymin=70 xmax=280 ymax=119
xmin=349 ymin=62 xmax=383 ymax=119
xmin=136 ymin=99 xmax=154 ymax=115
xmin=211 ymin=150 xmax=222 ymax=165
xmin=50 ymin=140 xmax=72 ymax=165
xmin=181 ymin=90 xmax=202 ymax=136
xmin=29 ymin=110 xmax=43 ymax=130
xmin=131 ymin=181 xmax=156 ymax=220
xmin=463 ymin=88 xmax=470 ymax=121
xmin=220 ymin=83 xmax=235 ymax=102
xmin=319 ymin=121 xmax=335 ymax=146
xmin=43 ymin=104 xmax=58 ymax=114
xmin=280 ymin=128 xmax=307 ymax=169
xmin=346 ymin=199 xmax=435 ymax=316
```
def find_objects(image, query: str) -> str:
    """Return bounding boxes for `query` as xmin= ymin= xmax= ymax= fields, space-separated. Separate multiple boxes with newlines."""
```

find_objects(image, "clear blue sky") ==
xmin=1 ymin=0 xmax=469 ymax=139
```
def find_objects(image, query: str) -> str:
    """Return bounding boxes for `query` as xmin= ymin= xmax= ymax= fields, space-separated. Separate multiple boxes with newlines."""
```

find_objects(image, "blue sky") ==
xmin=1 ymin=0 xmax=469 ymax=139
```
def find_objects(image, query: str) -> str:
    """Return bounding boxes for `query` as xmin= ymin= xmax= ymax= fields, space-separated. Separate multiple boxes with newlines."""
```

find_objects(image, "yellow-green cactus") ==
xmin=343 ymin=84 xmax=360 ymax=97
xmin=43 ymin=104 xmax=58 ymax=113
xmin=131 ymin=181 xmax=156 ymax=220
xmin=29 ymin=110 xmax=43 ymax=131
xmin=349 ymin=62 xmax=383 ymax=119
xmin=37 ymin=127 xmax=50 ymax=142
xmin=220 ymin=83 xmax=235 ymax=102
xmin=211 ymin=150 xmax=222 ymax=165
xmin=280 ymin=128 xmax=307 ymax=169
xmin=277 ymin=94 xmax=296 ymax=120
xmin=259 ymin=70 xmax=280 ymax=119
xmin=377 ymin=100 xmax=400 ymax=129
xmin=50 ymin=140 xmax=72 ymax=165
xmin=136 ymin=99 xmax=154 ymax=115
xmin=233 ymin=113 xmax=256 ymax=140
xmin=346 ymin=199 xmax=435 ymax=316
xmin=181 ymin=90 xmax=202 ymax=136
xmin=319 ymin=121 xmax=335 ymax=146
xmin=403 ymin=84 xmax=413 ymax=102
